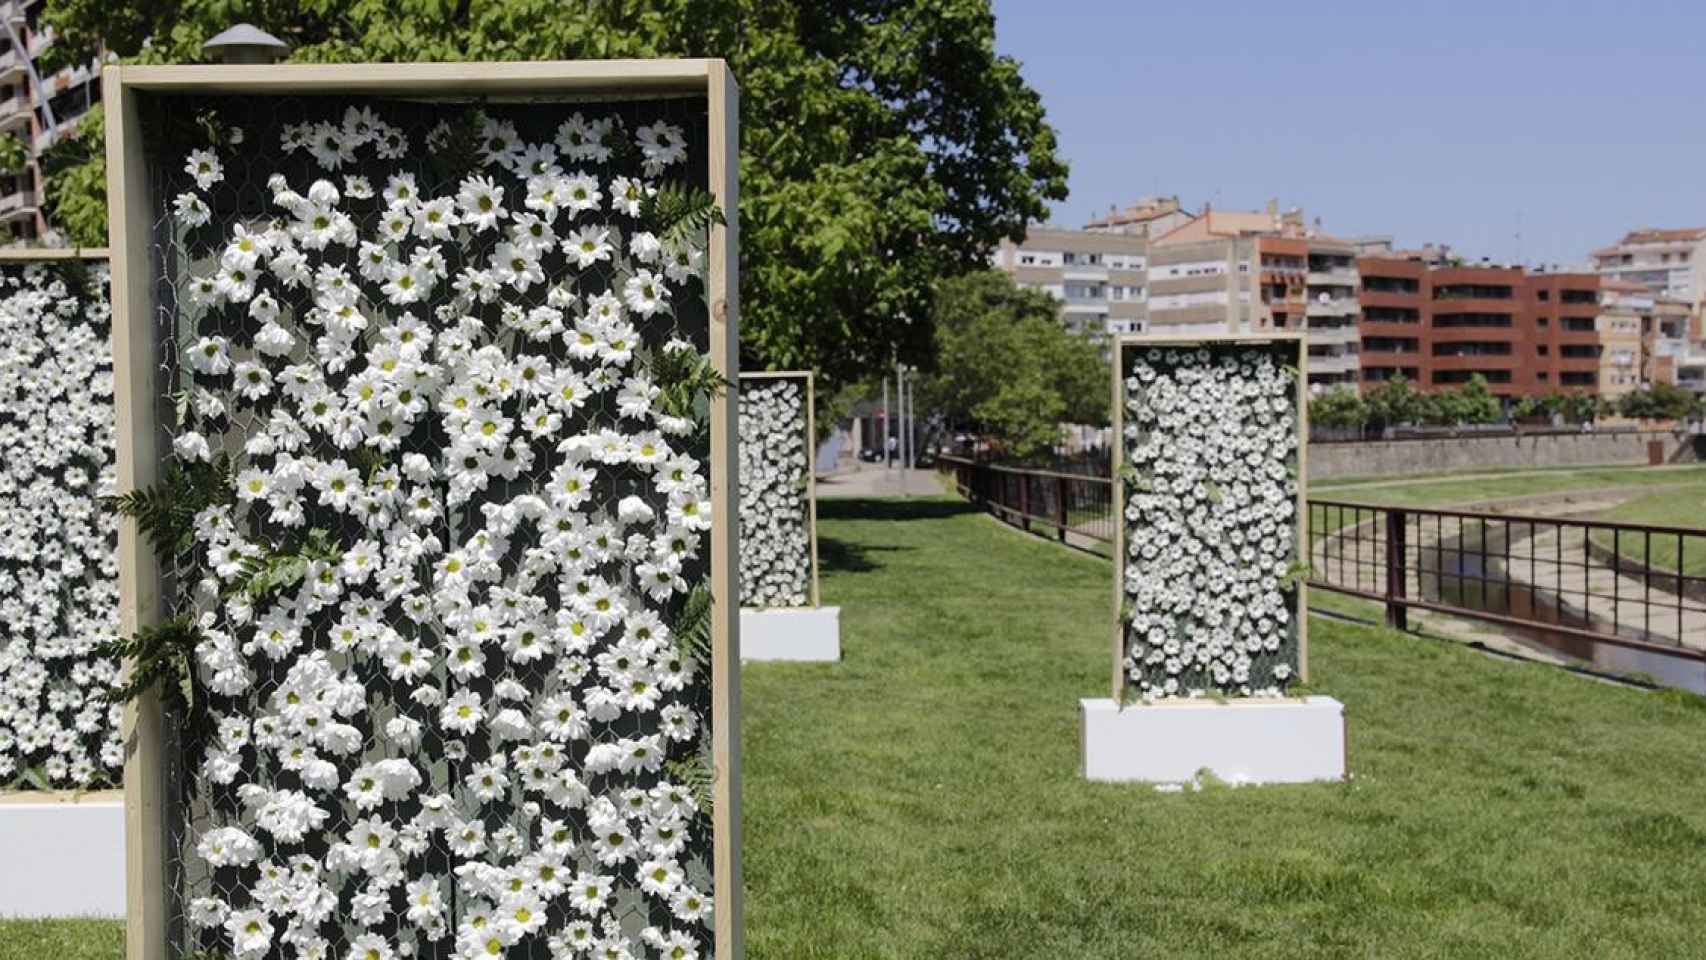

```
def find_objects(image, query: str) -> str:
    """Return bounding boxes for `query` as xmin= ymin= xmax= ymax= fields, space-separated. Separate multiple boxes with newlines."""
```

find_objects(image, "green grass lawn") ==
xmin=1584 ymin=483 xmax=1706 ymax=576
xmin=0 ymin=920 xmax=121 ymax=960
xmin=12 ymin=492 xmax=1706 ymax=959
xmin=744 ymin=495 xmax=1706 ymax=958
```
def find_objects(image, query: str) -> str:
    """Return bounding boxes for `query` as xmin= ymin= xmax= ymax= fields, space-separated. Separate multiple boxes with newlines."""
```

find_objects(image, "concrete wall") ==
xmin=1307 ymin=430 xmax=1700 ymax=481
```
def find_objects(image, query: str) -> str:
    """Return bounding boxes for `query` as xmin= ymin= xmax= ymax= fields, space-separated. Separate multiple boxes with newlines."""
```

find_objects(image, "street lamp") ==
xmin=203 ymin=24 xmax=290 ymax=65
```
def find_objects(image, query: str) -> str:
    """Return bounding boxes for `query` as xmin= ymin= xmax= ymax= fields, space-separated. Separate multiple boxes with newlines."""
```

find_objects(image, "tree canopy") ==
xmin=916 ymin=270 xmax=1107 ymax=462
xmin=38 ymin=0 xmax=1069 ymax=388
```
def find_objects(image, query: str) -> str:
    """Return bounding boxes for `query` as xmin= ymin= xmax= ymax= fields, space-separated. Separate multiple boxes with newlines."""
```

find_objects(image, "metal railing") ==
xmin=1308 ymin=500 xmax=1706 ymax=668
xmin=940 ymin=455 xmax=1115 ymax=548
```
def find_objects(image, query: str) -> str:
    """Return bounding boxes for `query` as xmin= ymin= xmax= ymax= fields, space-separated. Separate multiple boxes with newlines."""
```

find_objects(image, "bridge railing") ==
xmin=939 ymin=455 xmax=1115 ymax=548
xmin=1308 ymin=500 xmax=1706 ymax=666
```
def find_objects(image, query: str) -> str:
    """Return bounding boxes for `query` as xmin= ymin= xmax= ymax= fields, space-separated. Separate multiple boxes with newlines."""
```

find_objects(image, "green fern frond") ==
xmin=229 ymin=528 xmax=343 ymax=604
xmin=648 ymin=345 xmax=729 ymax=426
xmin=673 ymin=583 xmax=714 ymax=666
xmin=664 ymin=751 xmax=715 ymax=817
xmin=102 ymin=454 xmax=234 ymax=559
xmin=642 ymin=181 xmax=726 ymax=248
xmin=94 ymin=615 xmax=215 ymax=749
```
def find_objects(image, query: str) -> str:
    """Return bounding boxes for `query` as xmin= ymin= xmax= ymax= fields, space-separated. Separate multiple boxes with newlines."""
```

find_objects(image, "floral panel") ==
xmin=143 ymin=93 xmax=723 ymax=960
xmin=737 ymin=376 xmax=812 ymax=608
xmin=0 ymin=259 xmax=122 ymax=789
xmin=1118 ymin=340 xmax=1302 ymax=700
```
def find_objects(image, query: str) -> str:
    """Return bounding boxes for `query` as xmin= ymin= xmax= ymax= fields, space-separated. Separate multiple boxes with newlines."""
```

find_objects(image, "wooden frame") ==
xmin=1109 ymin=332 xmax=1310 ymax=702
xmin=738 ymin=370 xmax=820 ymax=608
xmin=105 ymin=60 xmax=743 ymax=959
xmin=0 ymin=247 xmax=109 ymax=261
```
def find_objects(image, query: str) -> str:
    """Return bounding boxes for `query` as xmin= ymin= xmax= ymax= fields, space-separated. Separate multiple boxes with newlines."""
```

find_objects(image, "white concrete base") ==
xmin=0 ymin=791 xmax=125 ymax=917
xmin=740 ymin=606 xmax=841 ymax=662
xmin=1080 ymin=696 xmax=1346 ymax=784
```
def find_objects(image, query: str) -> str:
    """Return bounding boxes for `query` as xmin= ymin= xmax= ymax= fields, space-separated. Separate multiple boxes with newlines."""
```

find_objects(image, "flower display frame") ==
xmin=0 ymin=247 xmax=121 ymax=793
xmin=1110 ymin=333 xmax=1310 ymax=703
xmin=736 ymin=371 xmax=819 ymax=611
xmin=105 ymin=60 xmax=743 ymax=960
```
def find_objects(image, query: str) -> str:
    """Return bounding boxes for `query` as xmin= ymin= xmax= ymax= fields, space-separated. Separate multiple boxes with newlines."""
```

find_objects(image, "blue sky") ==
xmin=991 ymin=0 xmax=1706 ymax=266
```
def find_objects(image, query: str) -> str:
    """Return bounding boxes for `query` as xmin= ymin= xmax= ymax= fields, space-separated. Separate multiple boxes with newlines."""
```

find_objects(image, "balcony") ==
xmin=1306 ymin=269 xmax=1359 ymax=287
xmin=1307 ymin=353 xmax=1361 ymax=375
xmin=1306 ymin=298 xmax=1358 ymax=318
xmin=0 ymin=94 xmax=25 ymax=131
xmin=1306 ymin=322 xmax=1358 ymax=345
xmin=0 ymin=49 xmax=21 ymax=84
xmin=0 ymin=187 xmax=37 ymax=220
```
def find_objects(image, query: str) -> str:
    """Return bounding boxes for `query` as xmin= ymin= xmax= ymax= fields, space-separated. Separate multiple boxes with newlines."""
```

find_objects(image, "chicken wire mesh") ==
xmin=1118 ymin=340 xmax=1303 ymax=700
xmin=736 ymin=375 xmax=813 ymax=609
xmin=0 ymin=257 xmax=122 ymax=790
xmin=138 ymin=87 xmax=722 ymax=960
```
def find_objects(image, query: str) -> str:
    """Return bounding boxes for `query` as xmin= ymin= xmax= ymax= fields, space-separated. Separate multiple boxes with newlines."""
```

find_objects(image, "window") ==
xmin=1362 ymin=276 xmax=1419 ymax=294
xmin=1537 ymin=372 xmax=1549 ymax=381
xmin=1434 ymin=369 xmax=1512 ymax=384
xmin=1562 ymin=317 xmax=1595 ymax=333
xmin=1537 ymin=317 xmax=1549 ymax=327
xmin=1561 ymin=371 xmax=1595 ymax=386
xmin=1433 ymin=341 xmax=1512 ymax=357
xmin=1086 ymin=253 xmax=1103 ymax=265
xmin=1560 ymin=344 xmax=1601 ymax=359
xmin=1062 ymin=252 xmax=1077 ymax=265
xmin=1434 ymin=284 xmax=1513 ymax=300
xmin=1363 ymin=337 xmax=1418 ymax=353
xmin=1364 ymin=306 xmax=1420 ymax=323
xmin=1433 ymin=312 xmax=1513 ymax=328
xmin=1560 ymin=289 xmax=1596 ymax=304
xmin=1537 ymin=290 xmax=1549 ymax=301
xmin=1537 ymin=345 xmax=1549 ymax=356
xmin=1019 ymin=255 xmax=1036 ymax=265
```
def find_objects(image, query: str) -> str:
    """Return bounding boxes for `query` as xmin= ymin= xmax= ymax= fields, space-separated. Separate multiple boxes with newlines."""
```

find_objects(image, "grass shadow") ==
xmin=817 ymin=497 xmax=978 ymax=523
xmin=817 ymin=535 xmax=904 ymax=574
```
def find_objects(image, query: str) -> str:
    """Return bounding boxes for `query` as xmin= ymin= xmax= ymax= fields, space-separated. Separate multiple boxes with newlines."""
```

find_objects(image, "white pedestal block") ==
xmin=740 ymin=606 xmax=841 ymax=662
xmin=1080 ymin=696 xmax=1346 ymax=784
xmin=0 ymin=791 xmax=125 ymax=917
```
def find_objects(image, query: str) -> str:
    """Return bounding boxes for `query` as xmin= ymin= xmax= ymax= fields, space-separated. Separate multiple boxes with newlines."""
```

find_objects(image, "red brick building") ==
xmin=1355 ymin=258 xmax=1603 ymax=398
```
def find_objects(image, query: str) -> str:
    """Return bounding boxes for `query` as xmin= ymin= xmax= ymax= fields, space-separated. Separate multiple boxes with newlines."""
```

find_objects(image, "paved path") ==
xmin=816 ymin=465 xmax=945 ymax=499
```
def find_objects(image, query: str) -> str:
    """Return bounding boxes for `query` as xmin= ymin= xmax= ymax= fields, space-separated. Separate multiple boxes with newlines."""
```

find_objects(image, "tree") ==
xmin=1428 ymin=374 xmax=1500 ymax=426
xmin=1308 ymin=387 xmax=1367 ymax=431
xmin=37 ymin=0 xmax=1069 ymax=388
xmin=916 ymin=270 xmax=1106 ymax=461
xmin=1618 ymin=383 xmax=1696 ymax=421
xmin=1363 ymin=376 xmax=1425 ymax=431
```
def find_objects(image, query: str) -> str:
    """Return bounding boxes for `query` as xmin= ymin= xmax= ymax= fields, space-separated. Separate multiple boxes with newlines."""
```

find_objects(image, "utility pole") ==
xmin=881 ymin=376 xmax=890 ymax=469
xmin=898 ymin=363 xmax=909 ymax=473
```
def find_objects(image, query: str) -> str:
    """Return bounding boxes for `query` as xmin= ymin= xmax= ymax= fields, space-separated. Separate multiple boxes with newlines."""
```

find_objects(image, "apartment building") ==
xmin=990 ymin=225 xmax=1148 ymax=338
xmin=1591 ymin=227 xmax=1706 ymax=302
xmin=1354 ymin=257 xmax=1620 ymax=398
xmin=0 ymin=0 xmax=105 ymax=241
xmin=1083 ymin=195 xmax=1195 ymax=237
xmin=1597 ymin=276 xmax=1706 ymax=391
xmin=1142 ymin=204 xmax=1363 ymax=390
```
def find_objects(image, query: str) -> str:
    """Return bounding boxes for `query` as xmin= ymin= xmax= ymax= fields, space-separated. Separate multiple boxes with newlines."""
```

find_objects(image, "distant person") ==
xmin=887 ymin=435 xmax=898 ymax=459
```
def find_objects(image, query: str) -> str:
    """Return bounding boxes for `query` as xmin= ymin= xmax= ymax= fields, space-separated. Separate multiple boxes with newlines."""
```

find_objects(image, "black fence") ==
xmin=940 ymin=455 xmax=1114 ymax=548
xmin=1308 ymin=501 xmax=1706 ymax=670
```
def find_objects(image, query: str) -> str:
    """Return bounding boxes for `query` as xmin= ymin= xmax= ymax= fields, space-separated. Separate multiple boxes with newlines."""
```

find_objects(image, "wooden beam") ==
xmin=705 ymin=59 xmax=744 ymax=960
xmin=105 ymin=65 xmax=167 ymax=960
